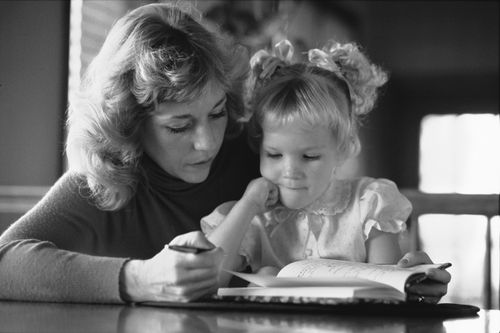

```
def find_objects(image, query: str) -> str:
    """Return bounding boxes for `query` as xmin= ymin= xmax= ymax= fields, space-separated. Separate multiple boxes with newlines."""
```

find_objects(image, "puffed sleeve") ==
xmin=200 ymin=201 xmax=237 ymax=236
xmin=358 ymin=178 xmax=412 ymax=240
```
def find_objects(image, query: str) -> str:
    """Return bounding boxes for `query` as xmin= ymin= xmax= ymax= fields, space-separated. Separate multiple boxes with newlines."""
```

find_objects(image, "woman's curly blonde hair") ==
xmin=246 ymin=39 xmax=388 ymax=160
xmin=66 ymin=3 xmax=248 ymax=210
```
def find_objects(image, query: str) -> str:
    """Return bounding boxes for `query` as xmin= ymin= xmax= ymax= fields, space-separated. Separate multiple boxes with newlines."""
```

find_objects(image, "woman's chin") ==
xmin=178 ymin=169 xmax=210 ymax=184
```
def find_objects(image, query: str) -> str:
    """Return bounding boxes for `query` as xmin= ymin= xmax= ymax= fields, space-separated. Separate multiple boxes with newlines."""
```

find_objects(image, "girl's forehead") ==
xmin=262 ymin=118 xmax=336 ymax=148
xmin=262 ymin=115 xmax=320 ymax=132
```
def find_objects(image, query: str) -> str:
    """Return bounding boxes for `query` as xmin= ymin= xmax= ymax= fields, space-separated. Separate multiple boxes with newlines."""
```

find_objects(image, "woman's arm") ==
xmin=0 ymin=239 xmax=127 ymax=303
xmin=0 ymin=173 xmax=224 ymax=303
xmin=0 ymin=173 xmax=127 ymax=303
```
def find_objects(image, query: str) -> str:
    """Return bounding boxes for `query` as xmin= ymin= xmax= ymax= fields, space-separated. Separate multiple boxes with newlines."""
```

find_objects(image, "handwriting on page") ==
xmin=294 ymin=260 xmax=401 ymax=281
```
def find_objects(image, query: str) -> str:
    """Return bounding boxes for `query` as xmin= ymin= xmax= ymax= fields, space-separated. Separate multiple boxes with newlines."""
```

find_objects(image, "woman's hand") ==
xmin=120 ymin=231 xmax=224 ymax=303
xmin=241 ymin=177 xmax=279 ymax=214
xmin=397 ymin=251 xmax=451 ymax=304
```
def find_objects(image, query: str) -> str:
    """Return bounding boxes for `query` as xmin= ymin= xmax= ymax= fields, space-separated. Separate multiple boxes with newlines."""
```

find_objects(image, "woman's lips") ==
xmin=188 ymin=157 xmax=213 ymax=167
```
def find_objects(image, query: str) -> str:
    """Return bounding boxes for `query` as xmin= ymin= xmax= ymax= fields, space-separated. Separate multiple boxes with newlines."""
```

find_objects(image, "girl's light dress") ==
xmin=201 ymin=177 xmax=412 ymax=272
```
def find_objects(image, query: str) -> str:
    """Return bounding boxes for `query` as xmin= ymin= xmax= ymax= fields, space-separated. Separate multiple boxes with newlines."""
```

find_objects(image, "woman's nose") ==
xmin=193 ymin=124 xmax=217 ymax=151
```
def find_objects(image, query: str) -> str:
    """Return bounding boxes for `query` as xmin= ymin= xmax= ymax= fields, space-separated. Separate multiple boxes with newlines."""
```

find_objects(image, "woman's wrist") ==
xmin=120 ymin=259 xmax=146 ymax=302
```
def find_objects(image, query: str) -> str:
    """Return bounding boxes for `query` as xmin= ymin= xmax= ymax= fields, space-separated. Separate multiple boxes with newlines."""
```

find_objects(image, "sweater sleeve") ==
xmin=0 ymin=173 xmax=127 ymax=303
xmin=0 ymin=239 xmax=127 ymax=303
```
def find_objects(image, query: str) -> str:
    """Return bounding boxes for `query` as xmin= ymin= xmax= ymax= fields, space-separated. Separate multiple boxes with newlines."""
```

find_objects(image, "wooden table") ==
xmin=0 ymin=300 xmax=498 ymax=333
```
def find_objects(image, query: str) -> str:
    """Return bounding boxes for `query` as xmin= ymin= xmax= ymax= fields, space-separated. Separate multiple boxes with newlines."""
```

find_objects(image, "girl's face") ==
xmin=260 ymin=117 xmax=342 ymax=209
xmin=141 ymin=84 xmax=228 ymax=183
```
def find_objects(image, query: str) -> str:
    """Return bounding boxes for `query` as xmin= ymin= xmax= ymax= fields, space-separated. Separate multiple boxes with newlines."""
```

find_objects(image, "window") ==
xmin=418 ymin=113 xmax=500 ymax=308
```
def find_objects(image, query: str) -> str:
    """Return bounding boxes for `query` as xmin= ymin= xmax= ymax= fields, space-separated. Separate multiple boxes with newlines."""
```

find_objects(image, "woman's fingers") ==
xmin=177 ymin=247 xmax=225 ymax=270
xmin=169 ymin=231 xmax=215 ymax=252
xmin=154 ymin=274 xmax=219 ymax=302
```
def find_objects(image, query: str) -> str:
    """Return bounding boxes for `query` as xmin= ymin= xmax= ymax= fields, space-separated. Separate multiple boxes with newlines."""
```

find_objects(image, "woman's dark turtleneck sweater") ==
xmin=0 ymin=134 xmax=259 ymax=303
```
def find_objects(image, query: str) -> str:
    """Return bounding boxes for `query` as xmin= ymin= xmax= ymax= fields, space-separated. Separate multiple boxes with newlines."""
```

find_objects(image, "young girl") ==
xmin=202 ymin=40 xmax=446 ymax=301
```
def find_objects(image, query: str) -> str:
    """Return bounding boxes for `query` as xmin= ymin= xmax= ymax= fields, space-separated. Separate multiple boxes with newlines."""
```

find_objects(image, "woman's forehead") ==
xmin=154 ymin=83 xmax=226 ymax=118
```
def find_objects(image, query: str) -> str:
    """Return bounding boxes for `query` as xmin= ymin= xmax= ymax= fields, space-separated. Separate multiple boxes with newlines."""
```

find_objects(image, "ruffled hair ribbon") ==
xmin=251 ymin=39 xmax=295 ymax=82
xmin=308 ymin=43 xmax=355 ymax=103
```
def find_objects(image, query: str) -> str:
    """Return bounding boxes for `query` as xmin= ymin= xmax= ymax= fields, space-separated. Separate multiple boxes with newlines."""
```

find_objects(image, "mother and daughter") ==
xmin=0 ymin=3 xmax=449 ymax=304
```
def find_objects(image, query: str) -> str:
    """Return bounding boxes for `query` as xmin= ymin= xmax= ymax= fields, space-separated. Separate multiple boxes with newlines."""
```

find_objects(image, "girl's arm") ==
xmin=365 ymin=229 xmax=402 ymax=264
xmin=366 ymin=230 xmax=450 ymax=304
xmin=207 ymin=177 xmax=278 ymax=287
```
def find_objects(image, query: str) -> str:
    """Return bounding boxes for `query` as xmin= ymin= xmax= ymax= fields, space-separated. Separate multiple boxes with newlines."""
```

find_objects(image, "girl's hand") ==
xmin=241 ymin=177 xmax=279 ymax=214
xmin=397 ymin=251 xmax=451 ymax=304
xmin=121 ymin=231 xmax=224 ymax=303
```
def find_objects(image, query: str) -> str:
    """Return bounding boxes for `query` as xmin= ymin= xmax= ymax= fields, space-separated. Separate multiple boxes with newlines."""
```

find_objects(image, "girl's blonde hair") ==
xmin=246 ymin=40 xmax=387 ymax=160
xmin=66 ymin=3 xmax=248 ymax=210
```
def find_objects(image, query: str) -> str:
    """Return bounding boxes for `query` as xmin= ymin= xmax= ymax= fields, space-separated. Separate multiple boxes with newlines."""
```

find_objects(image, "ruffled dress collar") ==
xmin=269 ymin=179 xmax=352 ymax=222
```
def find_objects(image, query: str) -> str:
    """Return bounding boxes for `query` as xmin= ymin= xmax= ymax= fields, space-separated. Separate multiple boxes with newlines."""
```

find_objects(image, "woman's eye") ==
xmin=165 ymin=124 xmax=191 ymax=134
xmin=304 ymin=155 xmax=321 ymax=161
xmin=210 ymin=109 xmax=227 ymax=119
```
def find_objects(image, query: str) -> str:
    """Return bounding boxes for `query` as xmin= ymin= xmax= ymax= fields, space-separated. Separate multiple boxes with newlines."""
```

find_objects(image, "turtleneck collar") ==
xmin=139 ymin=142 xmax=227 ymax=194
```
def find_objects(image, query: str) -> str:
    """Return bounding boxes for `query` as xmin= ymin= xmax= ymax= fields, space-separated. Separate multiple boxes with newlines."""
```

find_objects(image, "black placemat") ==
xmin=142 ymin=297 xmax=480 ymax=318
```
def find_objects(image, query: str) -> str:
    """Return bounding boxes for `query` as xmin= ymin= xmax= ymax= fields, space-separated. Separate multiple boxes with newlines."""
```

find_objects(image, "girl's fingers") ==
xmin=406 ymin=280 xmax=448 ymax=297
xmin=397 ymin=251 xmax=433 ymax=267
xmin=427 ymin=268 xmax=452 ymax=284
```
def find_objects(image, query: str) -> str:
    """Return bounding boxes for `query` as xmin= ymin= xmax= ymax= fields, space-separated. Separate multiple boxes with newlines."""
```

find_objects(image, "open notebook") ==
xmin=217 ymin=259 xmax=452 ymax=302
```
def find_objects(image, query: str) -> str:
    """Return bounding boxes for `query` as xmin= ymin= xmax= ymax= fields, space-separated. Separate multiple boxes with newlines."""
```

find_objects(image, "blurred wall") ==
xmin=0 ymin=0 xmax=69 ymax=231
xmin=0 ymin=0 xmax=69 ymax=186
xmin=361 ymin=1 xmax=499 ymax=187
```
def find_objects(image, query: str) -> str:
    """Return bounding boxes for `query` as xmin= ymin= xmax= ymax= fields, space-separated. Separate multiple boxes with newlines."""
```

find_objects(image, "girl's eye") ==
xmin=265 ymin=152 xmax=282 ymax=159
xmin=304 ymin=155 xmax=321 ymax=161
xmin=210 ymin=108 xmax=227 ymax=119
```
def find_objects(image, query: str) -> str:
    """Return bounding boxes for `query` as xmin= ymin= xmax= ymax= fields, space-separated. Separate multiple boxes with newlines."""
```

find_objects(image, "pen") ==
xmin=167 ymin=244 xmax=212 ymax=254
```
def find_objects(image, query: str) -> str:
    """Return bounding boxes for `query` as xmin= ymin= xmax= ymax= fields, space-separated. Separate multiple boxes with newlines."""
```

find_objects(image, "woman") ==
xmin=0 ymin=3 xmax=448 ymax=304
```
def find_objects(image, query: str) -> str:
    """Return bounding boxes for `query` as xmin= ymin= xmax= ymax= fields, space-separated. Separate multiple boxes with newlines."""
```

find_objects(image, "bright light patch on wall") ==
xmin=420 ymin=113 xmax=500 ymax=194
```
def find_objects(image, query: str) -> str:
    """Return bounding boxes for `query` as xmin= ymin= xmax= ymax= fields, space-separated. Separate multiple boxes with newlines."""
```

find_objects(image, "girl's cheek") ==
xmin=260 ymin=161 xmax=278 ymax=181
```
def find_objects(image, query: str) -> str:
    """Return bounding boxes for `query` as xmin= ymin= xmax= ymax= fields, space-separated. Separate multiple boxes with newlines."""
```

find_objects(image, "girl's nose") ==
xmin=283 ymin=157 xmax=302 ymax=178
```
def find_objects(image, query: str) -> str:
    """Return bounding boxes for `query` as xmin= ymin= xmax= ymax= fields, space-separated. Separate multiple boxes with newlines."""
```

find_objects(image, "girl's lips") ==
xmin=280 ymin=184 xmax=307 ymax=190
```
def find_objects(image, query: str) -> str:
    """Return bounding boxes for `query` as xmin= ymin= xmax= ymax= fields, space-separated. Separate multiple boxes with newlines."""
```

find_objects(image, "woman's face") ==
xmin=142 ymin=84 xmax=228 ymax=183
xmin=260 ymin=117 xmax=341 ymax=209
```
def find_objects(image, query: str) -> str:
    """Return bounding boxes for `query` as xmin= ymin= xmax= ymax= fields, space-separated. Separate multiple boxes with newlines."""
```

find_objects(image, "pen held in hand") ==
xmin=167 ymin=244 xmax=212 ymax=254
